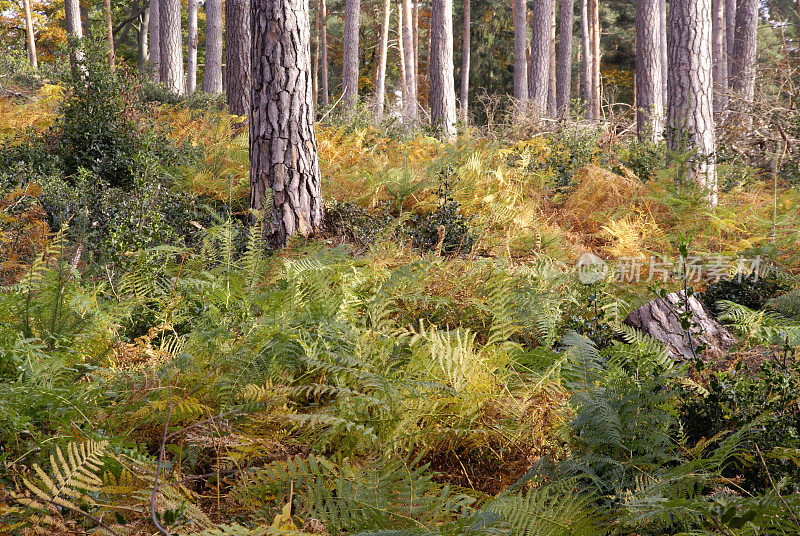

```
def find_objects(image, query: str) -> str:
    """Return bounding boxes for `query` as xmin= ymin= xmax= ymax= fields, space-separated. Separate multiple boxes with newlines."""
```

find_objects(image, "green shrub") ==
xmin=410 ymin=166 xmax=474 ymax=253
xmin=703 ymin=269 xmax=793 ymax=314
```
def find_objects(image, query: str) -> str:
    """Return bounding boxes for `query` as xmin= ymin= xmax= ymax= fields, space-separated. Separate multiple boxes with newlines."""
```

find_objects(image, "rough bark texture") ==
xmin=636 ymin=0 xmax=664 ymax=140
xmin=398 ymin=0 xmax=408 ymax=111
xmin=529 ymin=0 xmax=554 ymax=117
xmin=375 ymin=0 xmax=391 ymax=120
xmin=711 ymin=0 xmax=728 ymax=114
xmin=23 ymin=0 xmax=38 ymax=69
xmin=513 ymin=0 xmax=528 ymax=104
xmin=225 ymin=0 xmax=252 ymax=116
xmin=625 ymin=292 xmax=735 ymax=361
xmin=660 ymin=0 xmax=667 ymax=105
xmin=148 ymin=0 xmax=160 ymax=80
xmin=187 ymin=0 xmax=198 ymax=94
xmin=104 ymin=0 xmax=115 ymax=69
xmin=413 ymin=0 xmax=419 ymax=98
xmin=249 ymin=0 xmax=323 ymax=248
xmin=588 ymin=0 xmax=600 ymax=119
xmin=203 ymin=0 xmax=223 ymax=94
xmin=730 ymin=0 xmax=757 ymax=101
xmin=725 ymin=0 xmax=736 ymax=78
xmin=159 ymin=0 xmax=185 ymax=95
xmin=580 ymin=0 xmax=592 ymax=118
xmin=430 ymin=0 xmax=457 ymax=139
xmin=460 ymin=0 xmax=470 ymax=122
xmin=556 ymin=0 xmax=574 ymax=117
xmin=667 ymin=0 xmax=718 ymax=205
xmin=64 ymin=0 xmax=84 ymax=73
xmin=548 ymin=6 xmax=557 ymax=116
xmin=342 ymin=0 xmax=361 ymax=116
xmin=320 ymin=0 xmax=329 ymax=107
xmin=402 ymin=0 xmax=417 ymax=122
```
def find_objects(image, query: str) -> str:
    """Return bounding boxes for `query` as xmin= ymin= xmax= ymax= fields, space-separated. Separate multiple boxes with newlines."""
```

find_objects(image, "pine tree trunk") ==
xmin=159 ymin=0 xmax=184 ymax=95
xmin=149 ymin=0 xmax=160 ymax=80
xmin=529 ymin=0 xmax=554 ymax=118
xmin=711 ymin=0 xmax=728 ymax=114
xmin=23 ymin=0 xmax=38 ymax=69
xmin=730 ymin=0 xmax=757 ymax=102
xmin=375 ymin=0 xmax=391 ymax=120
xmin=342 ymin=0 xmax=361 ymax=116
xmin=588 ymin=0 xmax=600 ymax=119
xmin=556 ymin=0 xmax=574 ymax=117
xmin=187 ymin=0 xmax=198 ymax=93
xmin=413 ymin=0 xmax=419 ymax=98
xmin=320 ymin=0 xmax=329 ymax=107
xmin=548 ymin=5 xmax=557 ymax=116
xmin=513 ymin=0 xmax=528 ymax=104
xmin=398 ymin=0 xmax=408 ymax=112
xmin=64 ymin=0 xmax=84 ymax=74
xmin=138 ymin=6 xmax=149 ymax=72
xmin=725 ymin=0 xmax=736 ymax=78
xmin=636 ymin=0 xmax=664 ymax=140
xmin=580 ymin=0 xmax=592 ymax=118
xmin=104 ymin=0 xmax=115 ymax=69
xmin=430 ymin=0 xmax=457 ymax=138
xmin=203 ymin=0 xmax=223 ymax=94
xmin=667 ymin=0 xmax=718 ymax=205
xmin=660 ymin=0 xmax=667 ymax=105
xmin=460 ymin=0 xmax=471 ymax=123
xmin=402 ymin=0 xmax=417 ymax=122
xmin=250 ymin=0 xmax=323 ymax=247
xmin=225 ymin=0 xmax=251 ymax=115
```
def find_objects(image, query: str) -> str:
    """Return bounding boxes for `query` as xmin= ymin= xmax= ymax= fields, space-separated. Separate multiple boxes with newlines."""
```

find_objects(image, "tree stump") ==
xmin=624 ymin=291 xmax=735 ymax=361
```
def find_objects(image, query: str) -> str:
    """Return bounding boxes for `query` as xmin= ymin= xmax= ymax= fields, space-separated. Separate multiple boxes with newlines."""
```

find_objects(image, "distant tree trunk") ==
xmin=149 ymin=0 xmax=160 ymax=80
xmin=430 ymin=0 xmax=457 ymax=138
xmin=138 ymin=6 xmax=149 ymax=72
xmin=725 ymin=0 xmax=736 ymax=77
xmin=529 ymin=0 xmax=554 ymax=118
xmin=548 ymin=5 xmax=557 ymax=116
xmin=159 ymin=0 xmax=185 ymax=94
xmin=402 ymin=0 xmax=417 ymax=122
xmin=250 ymin=0 xmax=323 ymax=247
xmin=413 ymin=0 xmax=419 ymax=98
xmin=23 ymin=0 xmax=38 ymax=69
xmin=711 ymin=0 xmax=728 ymax=114
xmin=636 ymin=0 xmax=664 ymax=140
xmin=730 ymin=0 xmax=757 ymax=102
xmin=667 ymin=0 xmax=717 ymax=205
xmin=398 ymin=0 xmax=408 ymax=110
xmin=580 ymin=0 xmax=592 ymax=117
xmin=320 ymin=0 xmax=329 ymax=108
xmin=556 ymin=0 xmax=574 ymax=117
xmin=513 ymin=0 xmax=528 ymax=104
xmin=588 ymin=0 xmax=600 ymax=119
xmin=187 ymin=0 xmax=198 ymax=93
xmin=103 ymin=0 xmax=115 ymax=69
xmin=225 ymin=0 xmax=251 ymax=115
xmin=375 ymin=0 xmax=391 ymax=120
xmin=342 ymin=0 xmax=361 ymax=116
xmin=203 ymin=0 xmax=223 ymax=94
xmin=460 ymin=0 xmax=471 ymax=122
xmin=64 ymin=0 xmax=84 ymax=73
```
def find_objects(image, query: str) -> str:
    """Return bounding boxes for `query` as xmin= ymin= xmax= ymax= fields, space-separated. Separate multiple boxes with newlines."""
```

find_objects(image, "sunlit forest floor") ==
xmin=2 ymin=66 xmax=800 ymax=535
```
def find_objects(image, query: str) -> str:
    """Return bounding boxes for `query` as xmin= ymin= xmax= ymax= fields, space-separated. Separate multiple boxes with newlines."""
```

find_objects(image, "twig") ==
xmin=150 ymin=376 xmax=174 ymax=536
xmin=755 ymin=444 xmax=800 ymax=530
xmin=164 ymin=409 xmax=243 ymax=442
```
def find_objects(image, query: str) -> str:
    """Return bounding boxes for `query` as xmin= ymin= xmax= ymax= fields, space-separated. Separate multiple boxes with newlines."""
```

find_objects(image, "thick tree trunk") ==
xmin=203 ymin=0 xmax=223 ymax=94
xmin=23 ymin=0 xmax=38 ymax=69
xmin=342 ymin=0 xmax=361 ymax=116
xmin=64 ymin=0 xmax=84 ymax=74
xmin=430 ymin=0 xmax=457 ymax=139
xmin=667 ymin=0 xmax=717 ymax=205
xmin=589 ymin=0 xmax=601 ymax=119
xmin=402 ymin=0 xmax=417 ymax=122
xmin=529 ymin=0 xmax=554 ymax=118
xmin=556 ymin=0 xmax=574 ymax=117
xmin=580 ymin=0 xmax=592 ymax=118
xmin=660 ymin=0 xmax=667 ymax=105
xmin=460 ymin=0 xmax=471 ymax=123
xmin=225 ymin=0 xmax=251 ymax=115
xmin=375 ymin=0 xmax=391 ymax=120
xmin=636 ymin=0 xmax=664 ymax=140
xmin=548 ymin=5 xmax=557 ymax=116
xmin=187 ymin=0 xmax=198 ymax=93
xmin=104 ymin=0 xmax=115 ymax=69
xmin=711 ymin=0 xmax=728 ymax=115
xmin=148 ymin=0 xmax=160 ymax=80
xmin=320 ymin=0 xmax=329 ymax=107
xmin=413 ymin=0 xmax=419 ymax=98
xmin=250 ymin=0 xmax=323 ymax=247
xmin=513 ymin=0 xmax=528 ymax=104
xmin=159 ymin=0 xmax=184 ymax=95
xmin=725 ymin=0 xmax=736 ymax=78
xmin=138 ymin=6 xmax=149 ymax=72
xmin=730 ymin=0 xmax=757 ymax=102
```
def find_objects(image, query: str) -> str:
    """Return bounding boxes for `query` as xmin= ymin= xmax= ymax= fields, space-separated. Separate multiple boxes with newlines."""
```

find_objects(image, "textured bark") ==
xmin=187 ymin=0 xmax=198 ymax=93
xmin=375 ymin=0 xmax=391 ymax=120
xmin=667 ymin=0 xmax=718 ymax=205
xmin=711 ymin=0 xmax=728 ymax=114
xmin=529 ymin=0 xmax=554 ymax=117
xmin=138 ymin=6 xmax=149 ymax=72
xmin=342 ymin=0 xmax=361 ymax=116
xmin=725 ymin=0 xmax=736 ymax=78
xmin=320 ymin=0 xmax=329 ymax=107
xmin=625 ymin=292 xmax=735 ymax=361
xmin=513 ymin=0 xmax=528 ymax=104
xmin=23 ymin=0 xmax=38 ymax=69
xmin=636 ymin=0 xmax=664 ymax=140
xmin=159 ymin=0 xmax=184 ymax=95
xmin=660 ymin=0 xmax=667 ymax=105
xmin=730 ymin=0 xmax=757 ymax=101
xmin=64 ymin=0 xmax=84 ymax=73
xmin=398 ymin=0 xmax=408 ymax=111
xmin=413 ymin=0 xmax=419 ymax=98
xmin=556 ymin=0 xmax=574 ymax=117
xmin=430 ymin=0 xmax=457 ymax=139
xmin=104 ymin=0 xmax=115 ymax=69
xmin=203 ymin=0 xmax=223 ymax=94
xmin=225 ymin=0 xmax=251 ymax=115
xmin=580 ymin=0 xmax=592 ymax=118
xmin=402 ymin=0 xmax=417 ymax=122
xmin=588 ymin=0 xmax=600 ymax=119
xmin=148 ymin=0 xmax=160 ymax=80
xmin=249 ymin=0 xmax=323 ymax=247
xmin=460 ymin=0 xmax=470 ymax=122
xmin=548 ymin=5 xmax=557 ymax=116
